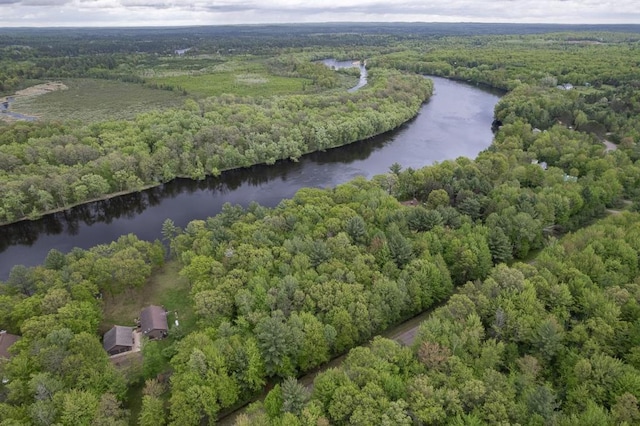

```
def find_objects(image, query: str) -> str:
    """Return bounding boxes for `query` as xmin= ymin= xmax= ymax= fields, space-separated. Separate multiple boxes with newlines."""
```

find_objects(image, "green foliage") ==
xmin=141 ymin=340 xmax=165 ymax=380
xmin=290 ymin=213 xmax=640 ymax=425
xmin=0 ymin=234 xmax=167 ymax=425
xmin=386 ymin=226 xmax=414 ymax=268
xmin=3 ymin=26 xmax=640 ymax=426
xmin=281 ymin=377 xmax=309 ymax=416
xmin=255 ymin=311 xmax=302 ymax=378
xmin=60 ymin=390 xmax=99 ymax=426
xmin=139 ymin=395 xmax=165 ymax=426
xmin=264 ymin=384 xmax=283 ymax=419
xmin=488 ymin=226 xmax=513 ymax=264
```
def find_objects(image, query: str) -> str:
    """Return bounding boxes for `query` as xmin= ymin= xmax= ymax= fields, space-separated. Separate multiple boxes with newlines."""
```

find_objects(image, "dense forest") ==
xmin=1 ymin=23 xmax=640 ymax=425
xmin=241 ymin=212 xmax=640 ymax=425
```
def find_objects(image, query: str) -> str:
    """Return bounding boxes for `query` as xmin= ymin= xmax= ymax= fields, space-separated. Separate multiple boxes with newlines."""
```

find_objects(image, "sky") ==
xmin=0 ymin=0 xmax=639 ymax=27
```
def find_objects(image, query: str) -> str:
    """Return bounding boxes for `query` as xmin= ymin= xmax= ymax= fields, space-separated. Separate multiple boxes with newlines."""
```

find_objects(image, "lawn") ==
xmin=100 ymin=259 xmax=195 ymax=337
xmin=10 ymin=78 xmax=185 ymax=123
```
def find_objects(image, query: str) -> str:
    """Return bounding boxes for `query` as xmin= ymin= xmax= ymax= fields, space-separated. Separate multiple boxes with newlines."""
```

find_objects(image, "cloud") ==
xmin=13 ymin=0 xmax=70 ymax=5
xmin=118 ymin=0 xmax=173 ymax=9
xmin=0 ymin=0 xmax=64 ymax=4
xmin=1 ymin=0 xmax=639 ymax=26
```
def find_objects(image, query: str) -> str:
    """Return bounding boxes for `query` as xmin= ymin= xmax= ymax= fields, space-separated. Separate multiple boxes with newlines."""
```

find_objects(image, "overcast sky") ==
xmin=1 ymin=0 xmax=639 ymax=27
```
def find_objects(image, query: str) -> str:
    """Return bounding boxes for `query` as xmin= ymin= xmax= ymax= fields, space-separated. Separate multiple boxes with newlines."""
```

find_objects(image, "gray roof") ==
xmin=140 ymin=305 xmax=168 ymax=334
xmin=103 ymin=326 xmax=134 ymax=352
xmin=0 ymin=331 xmax=20 ymax=359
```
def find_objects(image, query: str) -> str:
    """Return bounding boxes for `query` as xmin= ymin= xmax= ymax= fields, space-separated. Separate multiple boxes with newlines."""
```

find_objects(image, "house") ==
xmin=531 ymin=159 xmax=548 ymax=170
xmin=139 ymin=305 xmax=168 ymax=340
xmin=0 ymin=330 xmax=20 ymax=360
xmin=103 ymin=326 xmax=134 ymax=356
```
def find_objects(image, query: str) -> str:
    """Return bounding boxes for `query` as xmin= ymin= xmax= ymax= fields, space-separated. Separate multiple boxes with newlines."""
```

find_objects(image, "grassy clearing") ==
xmin=10 ymin=78 xmax=185 ymax=123
xmin=150 ymin=72 xmax=310 ymax=97
xmin=148 ymin=62 xmax=312 ymax=97
xmin=101 ymin=259 xmax=195 ymax=337
xmin=149 ymin=68 xmax=360 ymax=97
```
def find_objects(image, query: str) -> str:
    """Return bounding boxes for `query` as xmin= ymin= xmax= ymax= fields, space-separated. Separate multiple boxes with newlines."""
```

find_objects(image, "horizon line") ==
xmin=2 ymin=21 xmax=640 ymax=30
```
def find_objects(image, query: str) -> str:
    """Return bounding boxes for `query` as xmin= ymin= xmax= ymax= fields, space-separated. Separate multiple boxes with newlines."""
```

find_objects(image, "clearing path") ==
xmin=218 ymin=308 xmax=434 ymax=425
xmin=606 ymin=199 xmax=633 ymax=216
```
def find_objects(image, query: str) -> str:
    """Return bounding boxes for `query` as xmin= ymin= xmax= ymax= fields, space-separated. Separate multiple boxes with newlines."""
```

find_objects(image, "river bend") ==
xmin=0 ymin=77 xmax=501 ymax=279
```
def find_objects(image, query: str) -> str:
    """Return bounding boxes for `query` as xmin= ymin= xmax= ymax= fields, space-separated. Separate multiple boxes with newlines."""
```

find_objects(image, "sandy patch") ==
xmin=1 ymin=81 xmax=68 ymax=104
xmin=14 ymin=81 xmax=68 ymax=98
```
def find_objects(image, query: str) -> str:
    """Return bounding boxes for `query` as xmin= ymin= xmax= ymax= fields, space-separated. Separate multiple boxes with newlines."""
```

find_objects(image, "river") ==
xmin=0 ymin=96 xmax=38 ymax=121
xmin=0 ymin=77 xmax=501 ymax=279
xmin=319 ymin=58 xmax=368 ymax=92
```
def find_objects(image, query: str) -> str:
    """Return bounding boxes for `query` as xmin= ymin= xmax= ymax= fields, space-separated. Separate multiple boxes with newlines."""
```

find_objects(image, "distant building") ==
xmin=531 ymin=159 xmax=548 ymax=170
xmin=0 ymin=330 xmax=20 ymax=360
xmin=401 ymin=198 xmax=419 ymax=207
xmin=557 ymin=83 xmax=574 ymax=90
xmin=139 ymin=305 xmax=168 ymax=340
xmin=103 ymin=326 xmax=134 ymax=356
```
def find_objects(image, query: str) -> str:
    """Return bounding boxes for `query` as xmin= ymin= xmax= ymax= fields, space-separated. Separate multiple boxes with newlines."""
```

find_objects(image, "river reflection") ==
xmin=0 ymin=77 xmax=502 ymax=279
xmin=0 ymin=131 xmax=395 ymax=254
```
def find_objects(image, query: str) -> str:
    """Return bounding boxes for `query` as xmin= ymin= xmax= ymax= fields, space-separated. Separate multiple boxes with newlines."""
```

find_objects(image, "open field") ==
xmin=9 ymin=78 xmax=185 ymax=123
xmin=2 ymin=58 xmax=360 ymax=124
xmin=149 ymin=69 xmax=312 ymax=97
